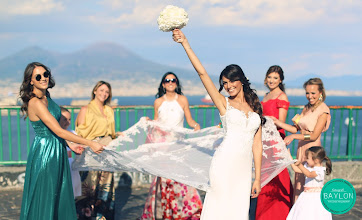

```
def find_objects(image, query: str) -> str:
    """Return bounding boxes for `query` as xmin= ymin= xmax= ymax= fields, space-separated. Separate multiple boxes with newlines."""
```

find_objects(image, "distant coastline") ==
xmin=1 ymin=80 xmax=362 ymax=103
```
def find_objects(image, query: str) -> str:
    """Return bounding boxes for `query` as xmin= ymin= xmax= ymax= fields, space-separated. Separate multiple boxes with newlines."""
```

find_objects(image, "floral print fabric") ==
xmin=141 ymin=177 xmax=203 ymax=220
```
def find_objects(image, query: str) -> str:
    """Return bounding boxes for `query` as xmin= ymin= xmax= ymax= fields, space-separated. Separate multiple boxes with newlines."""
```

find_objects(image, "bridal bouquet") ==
xmin=157 ymin=5 xmax=189 ymax=32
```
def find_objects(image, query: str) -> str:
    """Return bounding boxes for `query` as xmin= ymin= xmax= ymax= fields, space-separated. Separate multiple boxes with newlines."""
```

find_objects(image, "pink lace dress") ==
xmin=140 ymin=95 xmax=203 ymax=220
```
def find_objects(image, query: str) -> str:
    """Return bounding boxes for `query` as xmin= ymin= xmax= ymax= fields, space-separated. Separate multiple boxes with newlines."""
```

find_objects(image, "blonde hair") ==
xmin=91 ymin=81 xmax=112 ymax=105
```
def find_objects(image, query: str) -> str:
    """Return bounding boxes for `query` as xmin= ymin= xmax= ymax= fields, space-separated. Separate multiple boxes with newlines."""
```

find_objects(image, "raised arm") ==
xmin=172 ymin=29 xmax=226 ymax=115
xmin=29 ymin=98 xmax=103 ymax=153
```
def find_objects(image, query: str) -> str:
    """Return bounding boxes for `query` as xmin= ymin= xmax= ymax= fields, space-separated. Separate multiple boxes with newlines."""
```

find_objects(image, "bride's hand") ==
xmin=172 ymin=29 xmax=186 ymax=43
xmin=251 ymin=180 xmax=261 ymax=198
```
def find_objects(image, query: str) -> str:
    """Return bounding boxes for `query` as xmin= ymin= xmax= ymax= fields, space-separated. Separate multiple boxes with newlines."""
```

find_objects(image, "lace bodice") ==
xmin=220 ymin=98 xmax=261 ymax=136
xmin=157 ymin=94 xmax=184 ymax=128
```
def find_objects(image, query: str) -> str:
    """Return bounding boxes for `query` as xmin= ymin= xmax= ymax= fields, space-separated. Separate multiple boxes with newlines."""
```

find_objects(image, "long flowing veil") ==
xmin=72 ymin=117 xmax=294 ymax=191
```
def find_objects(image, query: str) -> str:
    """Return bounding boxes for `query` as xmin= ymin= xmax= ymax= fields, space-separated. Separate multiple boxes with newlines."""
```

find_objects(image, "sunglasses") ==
xmin=34 ymin=71 xmax=50 ymax=81
xmin=163 ymin=78 xmax=177 ymax=83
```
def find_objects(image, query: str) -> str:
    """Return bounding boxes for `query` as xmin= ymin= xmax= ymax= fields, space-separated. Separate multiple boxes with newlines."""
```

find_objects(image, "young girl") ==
xmin=287 ymin=146 xmax=332 ymax=220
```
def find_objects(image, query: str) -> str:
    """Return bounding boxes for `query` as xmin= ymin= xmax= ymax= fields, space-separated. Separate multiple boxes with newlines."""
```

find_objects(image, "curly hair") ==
xmin=19 ymin=62 xmax=55 ymax=117
xmin=218 ymin=64 xmax=265 ymax=125
xmin=155 ymin=72 xmax=183 ymax=98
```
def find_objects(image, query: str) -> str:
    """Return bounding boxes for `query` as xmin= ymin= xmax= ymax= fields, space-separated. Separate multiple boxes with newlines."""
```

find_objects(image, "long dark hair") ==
xmin=155 ymin=72 xmax=183 ymax=98
xmin=218 ymin=64 xmax=265 ymax=125
xmin=306 ymin=146 xmax=332 ymax=175
xmin=264 ymin=65 xmax=285 ymax=92
xmin=91 ymin=81 xmax=112 ymax=105
xmin=19 ymin=62 xmax=55 ymax=117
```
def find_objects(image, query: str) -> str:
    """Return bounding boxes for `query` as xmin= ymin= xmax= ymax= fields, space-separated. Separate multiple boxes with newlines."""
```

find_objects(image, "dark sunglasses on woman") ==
xmin=34 ymin=71 xmax=50 ymax=81
xmin=163 ymin=78 xmax=177 ymax=83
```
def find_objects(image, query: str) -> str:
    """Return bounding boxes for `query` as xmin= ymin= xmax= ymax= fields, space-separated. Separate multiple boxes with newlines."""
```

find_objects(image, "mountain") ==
xmin=0 ymin=42 xmax=199 ymax=84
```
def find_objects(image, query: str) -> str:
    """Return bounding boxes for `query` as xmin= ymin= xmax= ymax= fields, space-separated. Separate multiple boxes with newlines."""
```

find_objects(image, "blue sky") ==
xmin=1 ymin=0 xmax=361 ymax=83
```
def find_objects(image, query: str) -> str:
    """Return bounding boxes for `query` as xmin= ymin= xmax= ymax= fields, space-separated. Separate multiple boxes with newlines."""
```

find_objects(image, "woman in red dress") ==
xmin=256 ymin=65 xmax=293 ymax=219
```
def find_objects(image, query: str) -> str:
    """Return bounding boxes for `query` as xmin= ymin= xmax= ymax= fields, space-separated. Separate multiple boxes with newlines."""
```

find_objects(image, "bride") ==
xmin=172 ymin=29 xmax=263 ymax=220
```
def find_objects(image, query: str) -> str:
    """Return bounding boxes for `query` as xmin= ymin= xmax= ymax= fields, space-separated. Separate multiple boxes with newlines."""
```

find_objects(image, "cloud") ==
xmin=0 ymin=0 xmax=64 ymax=16
xmin=92 ymin=0 xmax=362 ymax=27
xmin=283 ymin=52 xmax=359 ymax=77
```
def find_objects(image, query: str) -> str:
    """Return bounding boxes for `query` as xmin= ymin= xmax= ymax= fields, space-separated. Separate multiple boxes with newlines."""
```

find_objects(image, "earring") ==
xmin=319 ymin=94 xmax=323 ymax=101
xmin=163 ymin=87 xmax=166 ymax=93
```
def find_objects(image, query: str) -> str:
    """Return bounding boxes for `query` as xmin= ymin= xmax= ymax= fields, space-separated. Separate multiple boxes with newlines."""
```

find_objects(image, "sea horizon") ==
xmin=53 ymin=95 xmax=362 ymax=107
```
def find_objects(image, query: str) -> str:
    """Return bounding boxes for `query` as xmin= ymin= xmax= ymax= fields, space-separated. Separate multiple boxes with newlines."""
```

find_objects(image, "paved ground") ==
xmin=0 ymin=186 xmax=360 ymax=219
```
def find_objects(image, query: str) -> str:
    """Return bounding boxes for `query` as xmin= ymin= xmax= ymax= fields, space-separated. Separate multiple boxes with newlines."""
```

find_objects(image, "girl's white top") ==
xmin=304 ymin=164 xmax=326 ymax=187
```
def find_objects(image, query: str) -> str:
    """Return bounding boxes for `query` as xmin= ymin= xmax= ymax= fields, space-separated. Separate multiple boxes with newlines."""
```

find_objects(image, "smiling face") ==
xmin=222 ymin=76 xmax=243 ymax=97
xmin=162 ymin=74 xmax=177 ymax=92
xmin=305 ymin=84 xmax=321 ymax=105
xmin=265 ymin=72 xmax=282 ymax=90
xmin=93 ymin=84 xmax=110 ymax=104
xmin=30 ymin=66 xmax=49 ymax=91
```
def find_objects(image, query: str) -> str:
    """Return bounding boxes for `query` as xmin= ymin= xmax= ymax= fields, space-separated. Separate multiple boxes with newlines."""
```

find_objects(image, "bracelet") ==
xmin=304 ymin=134 xmax=311 ymax=140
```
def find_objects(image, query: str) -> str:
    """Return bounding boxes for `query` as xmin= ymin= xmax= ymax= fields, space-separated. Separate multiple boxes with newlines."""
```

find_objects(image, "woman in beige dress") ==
xmin=272 ymin=78 xmax=330 ymax=202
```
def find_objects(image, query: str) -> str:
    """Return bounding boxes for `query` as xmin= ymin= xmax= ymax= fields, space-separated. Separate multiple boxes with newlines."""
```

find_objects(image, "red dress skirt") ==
xmin=257 ymin=97 xmax=293 ymax=220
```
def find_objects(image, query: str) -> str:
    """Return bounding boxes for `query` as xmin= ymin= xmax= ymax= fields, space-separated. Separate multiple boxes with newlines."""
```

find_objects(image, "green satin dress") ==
xmin=20 ymin=97 xmax=77 ymax=220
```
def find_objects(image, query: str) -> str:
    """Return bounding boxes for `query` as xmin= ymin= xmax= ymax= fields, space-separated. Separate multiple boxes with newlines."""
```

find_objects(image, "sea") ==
xmin=53 ymin=95 xmax=362 ymax=106
xmin=1 ymin=95 xmax=361 ymax=162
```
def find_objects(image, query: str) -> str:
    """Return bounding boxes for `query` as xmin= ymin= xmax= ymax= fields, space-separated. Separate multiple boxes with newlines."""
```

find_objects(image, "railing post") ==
xmin=115 ymin=108 xmax=120 ymax=132
xmin=346 ymin=108 xmax=353 ymax=161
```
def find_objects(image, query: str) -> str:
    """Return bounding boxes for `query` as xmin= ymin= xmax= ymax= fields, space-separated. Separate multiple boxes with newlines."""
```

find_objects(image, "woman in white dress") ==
xmin=172 ymin=29 xmax=264 ymax=220
xmin=141 ymin=72 xmax=203 ymax=219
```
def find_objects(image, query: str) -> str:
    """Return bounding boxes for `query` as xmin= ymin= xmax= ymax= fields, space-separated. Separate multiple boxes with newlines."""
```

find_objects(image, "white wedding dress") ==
xmin=201 ymin=97 xmax=261 ymax=220
xmin=72 ymin=99 xmax=294 ymax=208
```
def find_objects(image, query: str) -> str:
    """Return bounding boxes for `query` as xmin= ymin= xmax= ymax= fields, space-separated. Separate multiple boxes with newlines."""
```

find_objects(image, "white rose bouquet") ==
xmin=157 ymin=5 xmax=189 ymax=32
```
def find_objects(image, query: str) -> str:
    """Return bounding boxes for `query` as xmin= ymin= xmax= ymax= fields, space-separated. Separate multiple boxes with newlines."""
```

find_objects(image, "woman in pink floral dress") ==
xmin=140 ymin=72 xmax=203 ymax=220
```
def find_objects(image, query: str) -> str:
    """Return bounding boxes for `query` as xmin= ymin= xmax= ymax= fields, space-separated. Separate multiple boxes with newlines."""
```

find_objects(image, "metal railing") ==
xmin=0 ymin=105 xmax=361 ymax=165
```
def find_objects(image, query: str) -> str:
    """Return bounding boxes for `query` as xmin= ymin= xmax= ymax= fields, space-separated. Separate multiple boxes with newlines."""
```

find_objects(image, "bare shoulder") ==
xmin=28 ymin=97 xmax=45 ymax=109
xmin=178 ymin=94 xmax=188 ymax=103
xmin=278 ymin=92 xmax=289 ymax=102
xmin=79 ymin=106 xmax=88 ymax=113
xmin=154 ymin=97 xmax=164 ymax=108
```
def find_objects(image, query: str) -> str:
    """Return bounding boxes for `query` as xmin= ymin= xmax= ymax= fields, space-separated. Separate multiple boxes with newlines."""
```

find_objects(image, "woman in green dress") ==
xmin=19 ymin=62 xmax=104 ymax=220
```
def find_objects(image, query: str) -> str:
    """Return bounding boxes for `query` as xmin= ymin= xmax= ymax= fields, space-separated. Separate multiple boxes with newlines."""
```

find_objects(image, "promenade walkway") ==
xmin=0 ymin=186 xmax=361 ymax=220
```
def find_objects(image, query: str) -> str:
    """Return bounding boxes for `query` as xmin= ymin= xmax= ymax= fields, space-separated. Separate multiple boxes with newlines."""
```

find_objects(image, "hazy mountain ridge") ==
xmin=0 ymin=42 xmax=199 ymax=84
